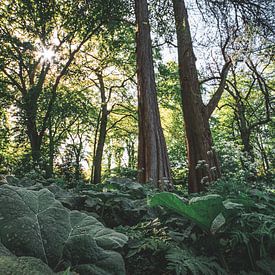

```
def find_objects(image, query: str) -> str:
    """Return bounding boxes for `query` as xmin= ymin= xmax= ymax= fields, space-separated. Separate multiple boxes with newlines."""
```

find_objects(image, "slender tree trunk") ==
xmin=233 ymin=104 xmax=257 ymax=179
xmin=240 ymin=129 xmax=254 ymax=161
xmin=107 ymin=149 xmax=112 ymax=175
xmin=47 ymin=122 xmax=55 ymax=178
xmin=93 ymin=73 xmax=108 ymax=184
xmin=127 ymin=139 xmax=136 ymax=169
xmin=255 ymin=133 xmax=269 ymax=174
xmin=24 ymin=98 xmax=42 ymax=165
xmin=47 ymin=145 xmax=54 ymax=178
xmin=236 ymin=104 xmax=255 ymax=162
xmin=115 ymin=148 xmax=123 ymax=173
xmin=90 ymin=110 xmax=101 ymax=183
xmin=172 ymin=0 xmax=222 ymax=192
xmin=135 ymin=0 xmax=173 ymax=190
xmin=75 ymin=147 xmax=82 ymax=180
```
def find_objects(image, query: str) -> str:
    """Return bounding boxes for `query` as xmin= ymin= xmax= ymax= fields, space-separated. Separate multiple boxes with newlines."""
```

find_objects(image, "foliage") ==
xmin=148 ymin=180 xmax=275 ymax=274
xmin=0 ymin=256 xmax=55 ymax=275
xmin=0 ymin=174 xmax=274 ymax=274
xmin=0 ymin=0 xmax=274 ymax=273
xmin=149 ymin=192 xmax=225 ymax=232
xmin=0 ymin=183 xmax=127 ymax=274
xmin=166 ymin=247 xmax=226 ymax=275
xmin=117 ymin=219 xmax=171 ymax=275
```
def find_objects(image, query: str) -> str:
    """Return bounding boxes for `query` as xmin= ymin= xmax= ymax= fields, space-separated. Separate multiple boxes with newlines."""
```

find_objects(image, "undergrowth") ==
xmin=0 ymin=174 xmax=274 ymax=274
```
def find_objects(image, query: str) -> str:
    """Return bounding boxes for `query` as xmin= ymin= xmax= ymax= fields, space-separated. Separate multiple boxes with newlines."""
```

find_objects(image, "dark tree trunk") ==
xmin=115 ymin=148 xmax=123 ymax=173
xmin=233 ymin=102 xmax=257 ymax=179
xmin=47 ymin=144 xmax=54 ymax=178
xmin=135 ymin=0 xmax=173 ymax=190
xmin=240 ymin=129 xmax=254 ymax=161
xmin=93 ymin=73 xmax=108 ymax=184
xmin=46 ymin=119 xmax=55 ymax=178
xmin=90 ymin=110 xmax=101 ymax=183
xmin=24 ymin=95 xmax=42 ymax=166
xmin=172 ymin=0 xmax=224 ymax=192
xmin=127 ymin=139 xmax=136 ymax=169
xmin=107 ymin=150 xmax=112 ymax=175
xmin=235 ymin=102 xmax=255 ymax=162
xmin=75 ymin=147 xmax=82 ymax=180
xmin=256 ymin=134 xmax=269 ymax=174
xmin=29 ymin=130 xmax=41 ymax=165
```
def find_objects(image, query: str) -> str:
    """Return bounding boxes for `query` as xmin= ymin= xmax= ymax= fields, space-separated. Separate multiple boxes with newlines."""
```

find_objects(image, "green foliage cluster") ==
xmin=0 ymin=176 xmax=128 ymax=274
xmin=1 ymin=174 xmax=274 ymax=274
xmin=0 ymin=1 xmax=273 ymax=273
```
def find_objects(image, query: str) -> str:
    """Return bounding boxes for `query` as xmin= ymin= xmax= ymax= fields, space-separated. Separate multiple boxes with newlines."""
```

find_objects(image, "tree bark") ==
xmin=23 ymin=93 xmax=42 ymax=165
xmin=135 ymin=0 xmax=173 ymax=190
xmin=46 ymin=116 xmax=55 ymax=178
xmin=92 ymin=73 xmax=108 ymax=184
xmin=256 ymin=133 xmax=269 ymax=174
xmin=75 ymin=145 xmax=82 ymax=180
xmin=126 ymin=139 xmax=136 ymax=169
xmin=172 ymin=0 xmax=226 ymax=192
xmin=237 ymin=108 xmax=254 ymax=162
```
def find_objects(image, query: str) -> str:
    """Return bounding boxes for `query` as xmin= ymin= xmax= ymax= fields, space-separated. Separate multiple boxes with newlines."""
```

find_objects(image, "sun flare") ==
xmin=41 ymin=48 xmax=55 ymax=61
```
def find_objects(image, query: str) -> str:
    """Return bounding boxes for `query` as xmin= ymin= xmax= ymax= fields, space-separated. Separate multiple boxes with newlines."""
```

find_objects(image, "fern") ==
xmin=166 ymin=247 xmax=227 ymax=275
xmin=256 ymin=259 xmax=275 ymax=274
xmin=61 ymin=267 xmax=72 ymax=275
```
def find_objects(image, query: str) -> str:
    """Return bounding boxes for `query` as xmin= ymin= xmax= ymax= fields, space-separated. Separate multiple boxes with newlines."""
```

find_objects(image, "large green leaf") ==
xmin=149 ymin=192 xmax=225 ymax=231
xmin=0 ymin=241 xmax=56 ymax=274
xmin=0 ymin=184 xmax=127 ymax=275
xmin=0 ymin=241 xmax=13 ymax=256
xmin=0 ymin=256 xmax=55 ymax=275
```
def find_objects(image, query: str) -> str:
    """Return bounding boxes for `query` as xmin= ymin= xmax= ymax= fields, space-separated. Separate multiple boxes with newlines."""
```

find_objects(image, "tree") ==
xmin=43 ymin=85 xmax=96 ymax=178
xmin=218 ymin=52 xmax=274 ymax=176
xmin=71 ymin=30 xmax=136 ymax=184
xmin=0 ymin=108 xmax=10 ymax=173
xmin=157 ymin=62 xmax=187 ymax=181
xmin=171 ymin=0 xmax=231 ymax=192
xmin=171 ymin=0 xmax=274 ymax=192
xmin=227 ymin=63 xmax=272 ymax=158
xmin=135 ymin=0 xmax=173 ymax=190
xmin=0 ymin=0 xmax=127 ymax=166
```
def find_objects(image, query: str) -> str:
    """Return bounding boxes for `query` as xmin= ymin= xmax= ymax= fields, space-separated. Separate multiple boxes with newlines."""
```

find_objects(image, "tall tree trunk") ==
xmin=46 ymin=116 xmax=55 ymax=178
xmin=135 ymin=0 xmax=173 ymax=190
xmin=90 ymin=110 xmax=101 ymax=183
xmin=28 ymin=129 xmax=41 ymax=165
xmin=172 ymin=0 xmax=225 ymax=192
xmin=75 ymin=147 xmax=82 ymax=180
xmin=235 ymin=102 xmax=255 ymax=162
xmin=127 ymin=139 xmax=136 ymax=169
xmin=93 ymin=73 xmax=108 ymax=184
xmin=24 ymin=96 xmax=42 ymax=166
xmin=256 ymin=133 xmax=269 ymax=174
xmin=240 ymin=129 xmax=254 ymax=161
xmin=233 ymin=103 xmax=257 ymax=179
xmin=107 ymin=149 xmax=112 ymax=175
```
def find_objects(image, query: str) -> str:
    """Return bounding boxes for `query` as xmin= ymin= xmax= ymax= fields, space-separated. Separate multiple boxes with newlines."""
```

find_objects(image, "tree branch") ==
xmin=205 ymin=59 xmax=232 ymax=118
xmin=106 ymin=114 xmax=134 ymax=133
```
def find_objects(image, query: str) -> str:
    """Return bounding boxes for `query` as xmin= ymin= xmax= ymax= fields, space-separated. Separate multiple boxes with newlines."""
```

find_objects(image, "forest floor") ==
xmin=0 ymin=174 xmax=274 ymax=274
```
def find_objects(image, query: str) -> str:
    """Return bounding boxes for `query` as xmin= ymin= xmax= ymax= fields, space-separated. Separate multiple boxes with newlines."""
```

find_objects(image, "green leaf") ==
xmin=0 ymin=242 xmax=13 ymax=256
xmin=149 ymin=192 xmax=224 ymax=231
xmin=256 ymin=259 xmax=275 ymax=274
xmin=222 ymin=200 xmax=243 ymax=210
xmin=210 ymin=213 xmax=226 ymax=234
xmin=166 ymin=247 xmax=227 ymax=275
xmin=0 ymin=256 xmax=55 ymax=275
xmin=0 ymin=185 xmax=127 ymax=274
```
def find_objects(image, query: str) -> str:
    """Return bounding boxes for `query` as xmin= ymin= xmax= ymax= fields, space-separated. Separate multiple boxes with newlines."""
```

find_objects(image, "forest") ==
xmin=0 ymin=0 xmax=274 ymax=274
